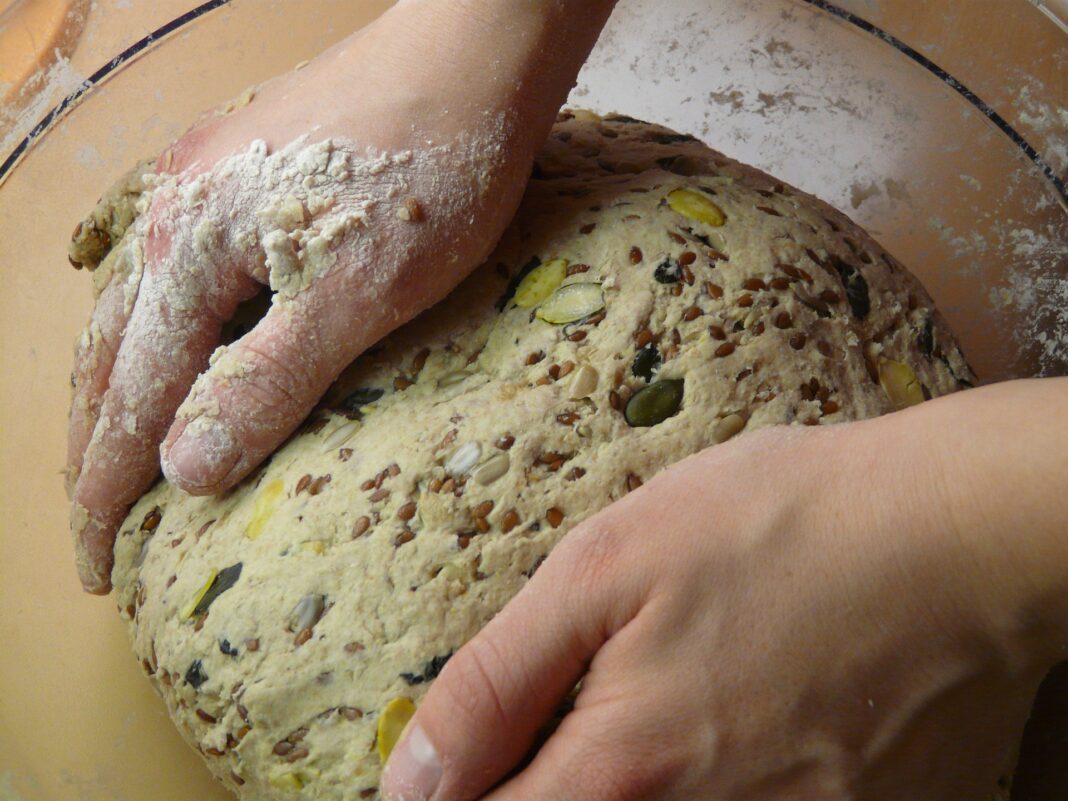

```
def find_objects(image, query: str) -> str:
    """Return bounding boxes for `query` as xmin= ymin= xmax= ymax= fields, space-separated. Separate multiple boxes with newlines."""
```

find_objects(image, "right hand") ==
xmin=66 ymin=0 xmax=591 ymax=593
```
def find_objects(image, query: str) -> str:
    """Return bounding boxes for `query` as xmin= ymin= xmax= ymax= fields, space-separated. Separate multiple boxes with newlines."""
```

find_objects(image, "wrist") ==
xmin=892 ymin=379 xmax=1068 ymax=671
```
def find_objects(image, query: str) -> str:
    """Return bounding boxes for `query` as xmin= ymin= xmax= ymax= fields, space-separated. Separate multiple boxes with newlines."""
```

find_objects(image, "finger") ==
xmin=481 ymin=691 xmax=689 ymax=801
xmin=67 ymin=275 xmax=133 ymax=499
xmin=158 ymin=260 xmax=413 ymax=494
xmin=71 ymin=200 xmax=259 ymax=593
xmin=380 ymin=523 xmax=647 ymax=801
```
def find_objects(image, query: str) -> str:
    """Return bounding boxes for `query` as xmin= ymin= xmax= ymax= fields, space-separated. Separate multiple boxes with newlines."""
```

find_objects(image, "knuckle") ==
xmin=554 ymin=519 xmax=624 ymax=595
xmin=435 ymin=634 xmax=516 ymax=738
xmin=233 ymin=340 xmax=315 ymax=415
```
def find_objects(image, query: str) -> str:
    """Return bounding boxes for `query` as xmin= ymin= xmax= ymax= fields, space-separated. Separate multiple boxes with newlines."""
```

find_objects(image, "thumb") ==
xmin=381 ymin=525 xmax=639 ymax=801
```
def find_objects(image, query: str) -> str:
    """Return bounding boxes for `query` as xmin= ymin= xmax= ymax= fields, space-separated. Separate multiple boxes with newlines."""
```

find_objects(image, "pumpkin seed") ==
xmin=654 ymin=258 xmax=681 ymax=284
xmin=335 ymin=387 xmax=385 ymax=419
xmin=667 ymin=188 xmax=726 ymax=226
xmin=246 ymin=479 xmax=285 ymax=540
xmin=829 ymin=256 xmax=870 ymax=319
xmin=446 ymin=441 xmax=482 ymax=476
xmin=472 ymin=452 xmax=510 ymax=485
xmin=567 ymin=364 xmax=599 ymax=399
xmin=878 ymin=359 xmax=925 ymax=410
xmin=536 ymin=283 xmax=604 ymax=324
xmin=712 ymin=413 xmax=746 ymax=443
xmin=513 ymin=258 xmax=567 ymax=308
xmin=624 ymin=379 xmax=685 ymax=427
xmin=377 ymin=697 xmax=417 ymax=763
xmin=180 ymin=562 xmax=243 ymax=621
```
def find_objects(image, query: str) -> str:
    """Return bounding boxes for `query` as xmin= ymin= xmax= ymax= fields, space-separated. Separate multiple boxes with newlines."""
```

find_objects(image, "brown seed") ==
xmin=566 ymin=466 xmax=587 ymax=481
xmin=736 ymin=368 xmax=752 ymax=381
xmin=474 ymin=500 xmax=494 ymax=519
xmin=284 ymin=746 xmax=310 ymax=763
xmin=395 ymin=530 xmax=415 ymax=547
xmin=789 ymin=333 xmax=808 ymax=350
xmin=774 ymin=312 xmax=793 ymax=329
xmin=822 ymin=400 xmax=840 ymax=415
xmin=819 ymin=289 xmax=841 ymax=304
xmin=231 ymin=772 xmax=246 ymax=787
xmin=535 ymin=376 xmax=552 ymax=386
xmin=526 ymin=351 xmax=545 ymax=365
xmin=141 ymin=508 xmax=162 ymax=531
xmin=160 ymin=671 xmax=173 ymax=686
xmin=568 ymin=330 xmax=587 ymax=342
xmin=585 ymin=311 xmax=607 ymax=327
xmin=579 ymin=222 xmax=596 ymax=234
xmin=752 ymin=321 xmax=766 ymax=336
xmin=769 ymin=276 xmax=792 ymax=290
xmin=394 ymin=376 xmax=413 ymax=391
xmin=609 ymin=390 xmax=623 ymax=410
xmin=457 ymin=534 xmax=472 ymax=549
xmin=629 ymin=246 xmax=643 ymax=264
xmin=440 ymin=478 xmax=456 ymax=494
xmin=681 ymin=264 xmax=695 ymax=285
xmin=797 ymin=267 xmax=814 ymax=283
xmin=707 ymin=249 xmax=729 ymax=261
xmin=412 ymin=348 xmax=431 ymax=373
xmin=338 ymin=447 xmax=353 ymax=462
xmin=344 ymin=641 xmax=364 ymax=654
xmin=548 ymin=363 xmax=561 ymax=379
xmin=244 ymin=638 xmax=259 ymax=653
xmin=671 ymin=328 xmax=682 ymax=345
xmin=558 ymin=361 xmax=576 ymax=378
xmin=670 ymin=284 xmax=683 ymax=296
xmin=274 ymin=741 xmax=295 ymax=756
xmin=295 ymin=628 xmax=313 ymax=646
xmin=668 ymin=230 xmax=686 ymax=244
xmin=308 ymin=475 xmax=331 ymax=496
xmin=387 ymin=464 xmax=400 ymax=479
xmin=817 ymin=340 xmax=833 ymax=357
xmin=634 ymin=327 xmax=655 ymax=348
xmin=196 ymin=708 xmax=217 ymax=724
xmin=777 ymin=263 xmax=801 ymax=279
xmin=352 ymin=516 xmax=371 ymax=538
xmin=403 ymin=197 xmax=425 ymax=222
xmin=397 ymin=502 xmax=417 ymax=521
xmin=715 ymin=342 xmax=736 ymax=358
xmin=205 ymin=747 xmax=225 ymax=757
xmin=742 ymin=278 xmax=767 ymax=291
xmin=556 ymin=412 xmax=579 ymax=425
xmin=737 ymin=293 xmax=754 ymax=308
xmin=567 ymin=262 xmax=591 ymax=275
xmin=193 ymin=616 xmax=205 ymax=632
xmin=166 ymin=574 xmax=177 ymax=589
xmin=340 ymin=706 xmax=363 ymax=721
xmin=626 ymin=473 xmax=643 ymax=492
xmin=709 ymin=324 xmax=726 ymax=340
xmin=475 ymin=517 xmax=490 ymax=534
xmin=546 ymin=508 xmax=565 ymax=528
xmin=756 ymin=205 xmax=782 ymax=216
xmin=683 ymin=305 xmax=703 ymax=322
xmin=678 ymin=251 xmax=697 ymax=266
xmin=547 ymin=459 xmax=564 ymax=472
xmin=236 ymin=705 xmax=250 ymax=725
xmin=360 ymin=478 xmax=376 ymax=491
xmin=369 ymin=488 xmax=390 ymax=503
xmin=501 ymin=510 xmax=520 ymax=533
xmin=706 ymin=282 xmax=724 ymax=299
xmin=495 ymin=435 xmax=515 ymax=450
xmin=428 ymin=477 xmax=444 ymax=494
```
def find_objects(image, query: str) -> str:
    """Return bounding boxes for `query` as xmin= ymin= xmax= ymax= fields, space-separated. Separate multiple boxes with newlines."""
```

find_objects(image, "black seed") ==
xmin=920 ymin=316 xmax=935 ymax=357
xmin=219 ymin=639 xmax=239 ymax=657
xmin=185 ymin=660 xmax=208 ymax=688
xmin=336 ymin=388 xmax=385 ymax=419
xmin=632 ymin=345 xmax=661 ymax=381
xmin=401 ymin=652 xmax=454 ymax=685
xmin=654 ymin=259 xmax=682 ymax=284
xmin=656 ymin=155 xmax=706 ymax=177
xmin=606 ymin=114 xmax=649 ymax=124
xmin=191 ymin=563 xmax=244 ymax=617
xmin=829 ymin=256 xmax=870 ymax=319
xmin=497 ymin=256 xmax=542 ymax=310
xmin=651 ymin=132 xmax=698 ymax=144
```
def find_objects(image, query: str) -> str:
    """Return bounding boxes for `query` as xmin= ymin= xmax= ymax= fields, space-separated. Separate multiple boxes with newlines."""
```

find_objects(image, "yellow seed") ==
xmin=377 ymin=697 xmax=417 ymax=764
xmin=269 ymin=772 xmax=304 ymax=790
xmin=246 ymin=479 xmax=284 ymax=540
xmin=179 ymin=569 xmax=218 ymax=622
xmin=514 ymin=259 xmax=568 ymax=308
xmin=535 ymin=282 xmax=605 ymax=325
xmin=667 ymin=188 xmax=726 ymax=227
xmin=878 ymin=359 xmax=925 ymax=411
xmin=301 ymin=541 xmax=326 ymax=555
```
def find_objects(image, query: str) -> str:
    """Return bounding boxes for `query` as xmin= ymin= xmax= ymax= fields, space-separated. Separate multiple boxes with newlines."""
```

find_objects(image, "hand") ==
xmin=67 ymin=0 xmax=616 ymax=593
xmin=382 ymin=382 xmax=1068 ymax=801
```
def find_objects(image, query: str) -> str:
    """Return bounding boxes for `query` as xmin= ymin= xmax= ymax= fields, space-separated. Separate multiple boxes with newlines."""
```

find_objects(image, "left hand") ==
xmin=380 ymin=384 xmax=1065 ymax=801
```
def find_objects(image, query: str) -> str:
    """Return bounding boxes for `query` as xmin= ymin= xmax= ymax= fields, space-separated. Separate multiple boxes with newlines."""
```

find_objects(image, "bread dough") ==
xmin=97 ymin=111 xmax=977 ymax=799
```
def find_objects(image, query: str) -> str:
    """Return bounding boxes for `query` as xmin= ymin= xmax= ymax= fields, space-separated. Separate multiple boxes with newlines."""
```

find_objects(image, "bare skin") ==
xmin=65 ymin=2 xmax=1068 ymax=799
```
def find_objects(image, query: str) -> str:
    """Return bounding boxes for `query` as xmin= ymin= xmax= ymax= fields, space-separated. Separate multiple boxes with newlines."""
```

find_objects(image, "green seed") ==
xmin=536 ymin=283 xmax=605 ymax=325
xmin=624 ymin=379 xmax=685 ymax=427
xmin=514 ymin=258 xmax=568 ymax=308
xmin=667 ymin=188 xmax=726 ymax=226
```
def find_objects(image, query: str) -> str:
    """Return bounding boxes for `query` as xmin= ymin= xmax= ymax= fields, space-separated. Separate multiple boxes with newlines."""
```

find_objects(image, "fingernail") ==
xmin=163 ymin=417 xmax=239 ymax=490
xmin=382 ymin=723 xmax=442 ymax=801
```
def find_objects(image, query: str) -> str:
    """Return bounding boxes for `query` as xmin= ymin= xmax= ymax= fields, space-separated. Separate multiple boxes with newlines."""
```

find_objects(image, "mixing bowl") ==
xmin=1 ymin=1 xmax=1064 ymax=798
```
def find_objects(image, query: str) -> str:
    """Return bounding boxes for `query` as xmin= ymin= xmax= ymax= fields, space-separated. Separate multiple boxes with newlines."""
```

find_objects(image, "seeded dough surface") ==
xmin=98 ymin=112 xmax=978 ymax=799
